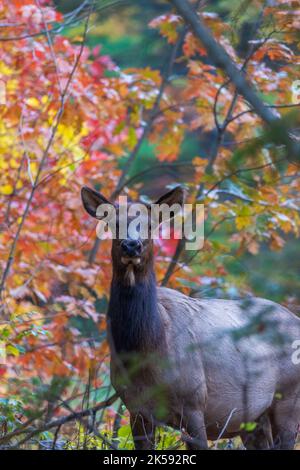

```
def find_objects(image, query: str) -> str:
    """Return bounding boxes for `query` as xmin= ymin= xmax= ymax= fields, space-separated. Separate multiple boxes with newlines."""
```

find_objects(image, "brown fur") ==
xmin=81 ymin=186 xmax=300 ymax=450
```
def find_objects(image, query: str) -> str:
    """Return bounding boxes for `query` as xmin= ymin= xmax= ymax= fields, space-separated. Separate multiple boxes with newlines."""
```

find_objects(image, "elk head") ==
xmin=81 ymin=186 xmax=185 ymax=286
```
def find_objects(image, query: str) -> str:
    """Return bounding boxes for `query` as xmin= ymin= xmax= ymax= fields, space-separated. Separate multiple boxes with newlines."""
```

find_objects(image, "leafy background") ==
xmin=0 ymin=0 xmax=299 ymax=449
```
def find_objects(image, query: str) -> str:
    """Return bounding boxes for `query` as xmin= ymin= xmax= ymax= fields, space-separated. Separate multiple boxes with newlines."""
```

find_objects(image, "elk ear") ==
xmin=155 ymin=186 xmax=185 ymax=207
xmin=81 ymin=186 xmax=113 ymax=219
xmin=153 ymin=186 xmax=186 ymax=226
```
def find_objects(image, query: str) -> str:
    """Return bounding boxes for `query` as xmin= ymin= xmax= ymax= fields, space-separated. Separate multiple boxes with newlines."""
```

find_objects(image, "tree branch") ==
xmin=0 ymin=3 xmax=93 ymax=302
xmin=168 ymin=0 xmax=279 ymax=125
xmin=0 ymin=393 xmax=118 ymax=448
xmin=161 ymin=1 xmax=294 ymax=285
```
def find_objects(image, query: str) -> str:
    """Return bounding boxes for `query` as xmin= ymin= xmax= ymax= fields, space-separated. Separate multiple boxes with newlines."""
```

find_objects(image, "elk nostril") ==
xmin=134 ymin=240 xmax=142 ymax=254
xmin=121 ymin=239 xmax=142 ymax=256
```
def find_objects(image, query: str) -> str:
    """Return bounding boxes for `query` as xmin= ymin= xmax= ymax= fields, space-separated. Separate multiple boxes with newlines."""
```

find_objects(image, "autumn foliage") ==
xmin=0 ymin=0 xmax=299 ymax=449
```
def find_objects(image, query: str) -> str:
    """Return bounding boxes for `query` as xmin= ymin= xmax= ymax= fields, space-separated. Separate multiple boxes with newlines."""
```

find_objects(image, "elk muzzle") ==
xmin=120 ymin=239 xmax=142 ymax=258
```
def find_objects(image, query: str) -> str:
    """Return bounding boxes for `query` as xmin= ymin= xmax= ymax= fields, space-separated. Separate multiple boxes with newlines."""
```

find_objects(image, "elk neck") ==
xmin=107 ymin=264 xmax=165 ymax=355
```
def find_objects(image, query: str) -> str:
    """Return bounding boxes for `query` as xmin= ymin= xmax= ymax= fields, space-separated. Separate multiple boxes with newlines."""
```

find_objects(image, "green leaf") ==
xmin=240 ymin=421 xmax=257 ymax=432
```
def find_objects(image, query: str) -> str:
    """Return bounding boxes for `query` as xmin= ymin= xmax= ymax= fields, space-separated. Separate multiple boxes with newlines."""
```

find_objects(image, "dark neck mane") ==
xmin=107 ymin=270 xmax=164 ymax=355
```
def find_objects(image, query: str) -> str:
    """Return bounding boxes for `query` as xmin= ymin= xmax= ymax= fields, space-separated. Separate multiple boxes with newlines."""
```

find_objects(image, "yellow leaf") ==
xmin=6 ymin=344 xmax=19 ymax=357
xmin=15 ymin=302 xmax=36 ymax=316
xmin=236 ymin=216 xmax=252 ymax=230
xmin=0 ymin=61 xmax=13 ymax=76
xmin=0 ymin=158 xmax=9 ymax=170
xmin=0 ymin=184 xmax=13 ymax=195
xmin=10 ymin=158 xmax=19 ymax=169
xmin=235 ymin=206 xmax=252 ymax=230
xmin=26 ymin=97 xmax=40 ymax=108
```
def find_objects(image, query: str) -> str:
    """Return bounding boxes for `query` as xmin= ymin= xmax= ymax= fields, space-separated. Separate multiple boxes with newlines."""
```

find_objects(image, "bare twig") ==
xmin=227 ymin=103 xmax=300 ymax=126
xmin=0 ymin=393 xmax=118 ymax=448
xmin=112 ymin=402 xmax=123 ymax=448
xmin=0 ymin=0 xmax=124 ymax=42
xmin=35 ymin=0 xmax=63 ymax=95
xmin=214 ymin=408 xmax=237 ymax=449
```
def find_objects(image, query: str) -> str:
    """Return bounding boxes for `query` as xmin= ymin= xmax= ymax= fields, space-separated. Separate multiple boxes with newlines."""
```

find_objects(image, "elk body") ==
xmin=82 ymin=186 xmax=300 ymax=450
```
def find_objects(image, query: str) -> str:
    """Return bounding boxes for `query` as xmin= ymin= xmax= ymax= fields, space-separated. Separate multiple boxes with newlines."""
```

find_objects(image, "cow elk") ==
xmin=81 ymin=185 xmax=300 ymax=450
